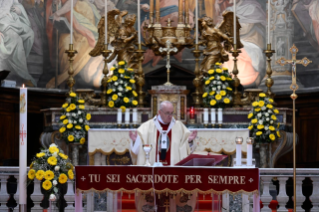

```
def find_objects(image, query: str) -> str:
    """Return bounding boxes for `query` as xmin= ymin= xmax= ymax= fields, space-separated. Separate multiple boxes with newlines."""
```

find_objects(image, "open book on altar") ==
xmin=175 ymin=153 xmax=228 ymax=166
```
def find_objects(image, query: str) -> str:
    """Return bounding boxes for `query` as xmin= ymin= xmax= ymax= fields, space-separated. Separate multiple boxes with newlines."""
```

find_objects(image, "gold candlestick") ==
xmin=264 ymin=43 xmax=275 ymax=99
xmin=100 ymin=44 xmax=112 ymax=106
xmin=65 ymin=44 xmax=78 ymax=93
xmin=230 ymin=44 xmax=242 ymax=107
xmin=135 ymin=43 xmax=145 ymax=106
xmin=192 ymin=44 xmax=202 ymax=107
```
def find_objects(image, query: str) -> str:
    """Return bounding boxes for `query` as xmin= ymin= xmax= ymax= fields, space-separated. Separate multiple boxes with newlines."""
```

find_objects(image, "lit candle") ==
xmin=195 ymin=0 xmax=198 ymax=44
xmin=19 ymin=84 xmax=27 ymax=206
xmin=247 ymin=137 xmax=254 ymax=166
xmin=235 ymin=137 xmax=243 ymax=166
xmin=268 ymin=0 xmax=270 ymax=44
xmin=137 ymin=0 xmax=141 ymax=44
xmin=104 ymin=0 xmax=107 ymax=44
xmin=70 ymin=0 xmax=73 ymax=44
xmin=233 ymin=0 xmax=236 ymax=45
xmin=190 ymin=106 xmax=195 ymax=119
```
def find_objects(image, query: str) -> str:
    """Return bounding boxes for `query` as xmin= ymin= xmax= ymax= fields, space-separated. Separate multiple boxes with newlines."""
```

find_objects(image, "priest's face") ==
xmin=158 ymin=103 xmax=174 ymax=124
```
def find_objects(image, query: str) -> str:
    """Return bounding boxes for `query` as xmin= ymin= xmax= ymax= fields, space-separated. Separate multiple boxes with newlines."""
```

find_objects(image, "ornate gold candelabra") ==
xmin=100 ymin=44 xmax=112 ymax=106
xmin=135 ymin=44 xmax=145 ymax=106
xmin=230 ymin=44 xmax=242 ymax=107
xmin=192 ymin=44 xmax=202 ymax=107
xmin=264 ymin=44 xmax=276 ymax=99
xmin=65 ymin=44 xmax=78 ymax=93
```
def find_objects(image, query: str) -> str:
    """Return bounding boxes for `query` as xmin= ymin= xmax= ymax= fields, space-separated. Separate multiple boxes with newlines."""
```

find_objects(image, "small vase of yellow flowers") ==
xmin=106 ymin=60 xmax=138 ymax=112
xmin=27 ymin=144 xmax=74 ymax=202
xmin=202 ymin=62 xmax=233 ymax=108
xmin=59 ymin=92 xmax=91 ymax=144
xmin=247 ymin=92 xmax=281 ymax=143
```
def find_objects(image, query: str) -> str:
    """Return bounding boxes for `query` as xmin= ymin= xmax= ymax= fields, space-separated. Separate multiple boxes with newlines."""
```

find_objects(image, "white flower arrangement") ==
xmin=247 ymin=93 xmax=281 ymax=143
xmin=59 ymin=92 xmax=91 ymax=144
xmin=107 ymin=60 xmax=138 ymax=111
xmin=202 ymin=63 xmax=234 ymax=108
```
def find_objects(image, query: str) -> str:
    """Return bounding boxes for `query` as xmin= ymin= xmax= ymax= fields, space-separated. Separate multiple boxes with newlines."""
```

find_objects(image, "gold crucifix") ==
xmin=276 ymin=44 xmax=312 ymax=212
xmin=276 ymin=44 xmax=312 ymax=92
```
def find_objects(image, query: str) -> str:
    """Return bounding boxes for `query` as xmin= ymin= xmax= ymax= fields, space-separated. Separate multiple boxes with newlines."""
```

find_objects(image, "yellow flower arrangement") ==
xmin=209 ymin=76 xmax=215 ymax=80
xmin=220 ymin=90 xmax=226 ymax=96
xmin=85 ymin=125 xmax=90 ymax=131
xmin=69 ymin=92 xmax=76 ymax=97
xmin=110 ymin=67 xmax=115 ymax=71
xmin=44 ymin=170 xmax=55 ymax=180
xmin=63 ymin=119 xmax=68 ymax=125
xmin=42 ymin=180 xmax=52 ymax=190
xmin=69 ymin=104 xmax=76 ymax=111
xmin=59 ymin=173 xmax=68 ymax=184
xmin=60 ymin=115 xmax=66 ymax=120
xmin=28 ymin=169 xmax=36 ymax=180
xmin=224 ymin=98 xmax=230 ymax=104
xmin=247 ymin=92 xmax=280 ymax=143
xmin=28 ymin=144 xmax=74 ymax=201
xmin=75 ymin=125 xmax=81 ymax=130
xmin=62 ymin=103 xmax=68 ymax=108
xmin=79 ymin=105 xmax=85 ymax=110
xmin=215 ymin=94 xmax=222 ymax=100
xmin=107 ymin=61 xmax=138 ymax=111
xmin=67 ymin=123 xmax=73 ymax=129
xmin=226 ymin=87 xmax=232 ymax=91
xmin=209 ymin=91 xmax=215 ymax=96
xmin=216 ymin=69 xmax=222 ymax=73
xmin=78 ymin=99 xmax=85 ymax=104
xmin=220 ymin=76 xmax=226 ymax=81
xmin=210 ymin=99 xmax=216 ymax=106
xmin=205 ymin=80 xmax=210 ymax=85
xmin=202 ymin=92 xmax=208 ymax=98
xmin=208 ymin=69 xmax=214 ymax=74
xmin=86 ymin=113 xmax=91 ymax=121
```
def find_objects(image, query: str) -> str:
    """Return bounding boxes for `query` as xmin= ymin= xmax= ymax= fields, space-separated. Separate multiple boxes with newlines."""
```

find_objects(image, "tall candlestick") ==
xmin=247 ymin=137 xmax=254 ymax=166
xmin=19 ymin=84 xmax=27 ymax=208
xmin=195 ymin=0 xmax=198 ymax=44
xmin=137 ymin=0 xmax=141 ymax=43
xmin=268 ymin=0 xmax=270 ymax=44
xmin=104 ymin=0 xmax=109 ymax=44
xmin=233 ymin=0 xmax=236 ymax=45
xmin=70 ymin=0 xmax=73 ymax=44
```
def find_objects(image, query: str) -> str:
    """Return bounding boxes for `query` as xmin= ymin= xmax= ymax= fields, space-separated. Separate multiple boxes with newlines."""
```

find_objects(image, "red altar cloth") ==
xmin=75 ymin=166 xmax=259 ymax=194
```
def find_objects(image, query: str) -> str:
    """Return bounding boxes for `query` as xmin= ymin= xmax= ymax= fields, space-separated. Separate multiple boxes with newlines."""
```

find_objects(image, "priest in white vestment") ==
xmin=130 ymin=101 xmax=197 ymax=212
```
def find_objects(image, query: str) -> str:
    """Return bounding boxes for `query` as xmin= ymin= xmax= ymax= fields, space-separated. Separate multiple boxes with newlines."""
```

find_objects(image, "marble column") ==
xmin=260 ymin=176 xmax=273 ymax=212
xmin=276 ymin=177 xmax=289 ymax=212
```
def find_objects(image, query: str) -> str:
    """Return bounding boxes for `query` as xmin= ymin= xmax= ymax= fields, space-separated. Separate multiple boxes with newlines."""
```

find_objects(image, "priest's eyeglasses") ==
xmin=162 ymin=112 xmax=174 ymax=116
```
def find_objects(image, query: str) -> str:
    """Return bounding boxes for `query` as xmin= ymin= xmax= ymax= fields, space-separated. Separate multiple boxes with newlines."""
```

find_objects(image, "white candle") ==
xmin=203 ymin=108 xmax=209 ymax=124
xmin=268 ymin=0 xmax=270 ymax=44
xmin=105 ymin=0 xmax=108 ymax=44
xmin=19 ymin=84 xmax=27 ymax=205
xmin=117 ymin=108 xmax=122 ymax=125
xmin=247 ymin=144 xmax=253 ymax=166
xmin=70 ymin=0 xmax=74 ymax=44
xmin=233 ymin=0 xmax=236 ymax=45
xmin=210 ymin=108 xmax=216 ymax=124
xmin=195 ymin=0 xmax=198 ymax=44
xmin=137 ymin=0 xmax=141 ymax=44
xmin=236 ymin=144 xmax=242 ymax=166
xmin=217 ymin=108 xmax=223 ymax=124
xmin=235 ymin=137 xmax=243 ymax=166
xmin=133 ymin=108 xmax=138 ymax=124
xmin=125 ymin=108 xmax=131 ymax=124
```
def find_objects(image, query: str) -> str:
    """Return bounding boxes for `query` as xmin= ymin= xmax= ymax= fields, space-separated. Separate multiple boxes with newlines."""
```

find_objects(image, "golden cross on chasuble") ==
xmin=276 ymin=44 xmax=312 ymax=92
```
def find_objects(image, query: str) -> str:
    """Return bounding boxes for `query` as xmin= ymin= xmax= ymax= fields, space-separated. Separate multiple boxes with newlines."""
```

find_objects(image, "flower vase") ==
xmin=258 ymin=143 xmax=270 ymax=168
xmin=70 ymin=143 xmax=81 ymax=166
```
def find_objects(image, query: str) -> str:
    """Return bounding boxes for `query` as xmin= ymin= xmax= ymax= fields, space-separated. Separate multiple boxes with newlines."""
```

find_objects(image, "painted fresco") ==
xmin=1 ymin=0 xmax=319 ymax=93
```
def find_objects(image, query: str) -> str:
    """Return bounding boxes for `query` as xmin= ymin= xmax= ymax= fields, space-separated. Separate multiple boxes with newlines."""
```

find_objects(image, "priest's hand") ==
xmin=188 ymin=130 xmax=198 ymax=142
xmin=129 ymin=131 xmax=138 ymax=142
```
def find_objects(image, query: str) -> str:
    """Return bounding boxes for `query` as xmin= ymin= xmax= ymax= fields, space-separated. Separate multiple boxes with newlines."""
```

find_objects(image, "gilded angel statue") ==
xmin=198 ymin=11 xmax=243 ymax=72
xmin=90 ymin=9 xmax=138 ymax=68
